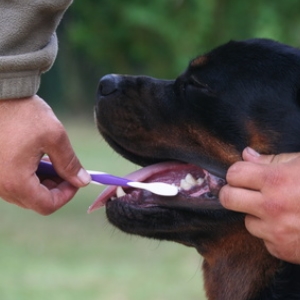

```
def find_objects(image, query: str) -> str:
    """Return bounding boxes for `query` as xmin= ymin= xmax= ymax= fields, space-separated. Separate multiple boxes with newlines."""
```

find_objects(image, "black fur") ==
xmin=95 ymin=39 xmax=300 ymax=300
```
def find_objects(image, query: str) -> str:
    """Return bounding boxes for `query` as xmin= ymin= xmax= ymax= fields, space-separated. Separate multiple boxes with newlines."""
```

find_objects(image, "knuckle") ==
xmin=47 ymin=122 xmax=67 ymax=144
xmin=34 ymin=199 xmax=57 ymax=216
xmin=226 ymin=162 xmax=244 ymax=183
xmin=62 ymin=154 xmax=80 ymax=176
xmin=219 ymin=185 xmax=231 ymax=208
xmin=262 ymin=165 xmax=284 ymax=188
xmin=262 ymin=197 xmax=284 ymax=218
xmin=40 ymin=121 xmax=67 ymax=150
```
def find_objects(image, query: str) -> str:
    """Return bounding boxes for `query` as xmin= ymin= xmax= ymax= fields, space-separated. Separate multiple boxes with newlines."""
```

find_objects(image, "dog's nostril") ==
xmin=98 ymin=74 xmax=119 ymax=96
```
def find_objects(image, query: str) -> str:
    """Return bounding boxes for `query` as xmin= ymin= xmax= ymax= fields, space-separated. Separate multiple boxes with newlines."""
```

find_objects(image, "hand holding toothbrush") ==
xmin=0 ymin=96 xmax=90 ymax=215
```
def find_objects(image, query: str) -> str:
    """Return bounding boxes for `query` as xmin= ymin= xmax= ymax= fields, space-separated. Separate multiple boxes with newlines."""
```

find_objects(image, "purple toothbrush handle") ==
xmin=89 ymin=173 xmax=130 ymax=186
xmin=37 ymin=161 xmax=59 ymax=177
xmin=37 ymin=161 xmax=131 ymax=186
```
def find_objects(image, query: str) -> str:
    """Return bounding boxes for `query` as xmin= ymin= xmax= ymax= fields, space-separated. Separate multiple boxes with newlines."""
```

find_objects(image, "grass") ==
xmin=0 ymin=118 xmax=206 ymax=300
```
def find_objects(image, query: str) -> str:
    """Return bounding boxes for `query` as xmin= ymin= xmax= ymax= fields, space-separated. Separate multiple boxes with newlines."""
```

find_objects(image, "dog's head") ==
xmin=91 ymin=39 xmax=300 ymax=252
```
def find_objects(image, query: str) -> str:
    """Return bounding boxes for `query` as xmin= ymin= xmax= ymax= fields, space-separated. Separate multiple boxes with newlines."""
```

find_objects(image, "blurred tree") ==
xmin=39 ymin=0 xmax=300 ymax=115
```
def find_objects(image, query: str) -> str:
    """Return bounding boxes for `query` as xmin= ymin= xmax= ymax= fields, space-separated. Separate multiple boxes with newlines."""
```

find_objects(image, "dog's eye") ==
xmin=190 ymin=76 xmax=208 ymax=89
xmin=189 ymin=76 xmax=214 ymax=96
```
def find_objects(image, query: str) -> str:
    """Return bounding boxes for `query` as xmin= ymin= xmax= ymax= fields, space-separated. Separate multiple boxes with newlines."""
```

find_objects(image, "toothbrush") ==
xmin=37 ymin=161 xmax=178 ymax=197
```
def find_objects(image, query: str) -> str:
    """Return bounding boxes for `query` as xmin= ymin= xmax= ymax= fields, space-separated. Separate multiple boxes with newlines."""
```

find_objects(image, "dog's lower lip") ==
xmin=88 ymin=161 xmax=225 ymax=213
xmin=88 ymin=161 xmax=185 ymax=213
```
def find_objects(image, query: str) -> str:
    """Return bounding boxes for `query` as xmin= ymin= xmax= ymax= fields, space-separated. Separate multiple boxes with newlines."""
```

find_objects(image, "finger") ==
xmin=245 ymin=215 xmax=266 ymax=239
xmin=244 ymin=214 xmax=269 ymax=240
xmin=219 ymin=184 xmax=265 ymax=217
xmin=242 ymin=147 xmax=262 ymax=162
xmin=244 ymin=214 xmax=279 ymax=247
xmin=242 ymin=147 xmax=276 ymax=165
xmin=224 ymin=147 xmax=275 ymax=190
xmin=0 ymin=173 xmax=76 ymax=214
xmin=40 ymin=181 xmax=79 ymax=214
xmin=243 ymin=147 xmax=300 ymax=165
xmin=44 ymin=122 xmax=90 ymax=188
xmin=226 ymin=161 xmax=267 ymax=190
xmin=21 ymin=176 xmax=79 ymax=215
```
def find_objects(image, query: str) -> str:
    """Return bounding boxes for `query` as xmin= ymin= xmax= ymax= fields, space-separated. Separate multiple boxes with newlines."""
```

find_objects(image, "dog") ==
xmin=91 ymin=39 xmax=300 ymax=300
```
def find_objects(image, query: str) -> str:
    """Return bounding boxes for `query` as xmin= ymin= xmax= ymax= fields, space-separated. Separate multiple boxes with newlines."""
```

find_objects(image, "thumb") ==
xmin=46 ymin=131 xmax=90 ymax=187
xmin=242 ymin=147 xmax=276 ymax=165
xmin=242 ymin=147 xmax=300 ymax=166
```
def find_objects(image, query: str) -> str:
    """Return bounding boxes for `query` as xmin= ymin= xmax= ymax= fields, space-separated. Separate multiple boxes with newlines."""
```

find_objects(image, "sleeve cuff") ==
xmin=0 ymin=34 xmax=58 ymax=100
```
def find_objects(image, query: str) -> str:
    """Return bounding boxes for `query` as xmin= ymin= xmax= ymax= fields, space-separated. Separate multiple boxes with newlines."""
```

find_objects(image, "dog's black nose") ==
xmin=98 ymin=74 xmax=120 ymax=96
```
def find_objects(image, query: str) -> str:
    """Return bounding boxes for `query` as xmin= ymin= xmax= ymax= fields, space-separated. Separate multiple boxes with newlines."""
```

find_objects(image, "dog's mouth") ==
xmin=88 ymin=161 xmax=226 ymax=213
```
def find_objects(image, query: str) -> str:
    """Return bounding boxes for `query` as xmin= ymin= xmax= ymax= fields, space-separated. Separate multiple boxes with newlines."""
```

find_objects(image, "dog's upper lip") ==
xmin=192 ymin=160 xmax=227 ymax=179
xmin=99 ymin=130 xmax=229 ymax=179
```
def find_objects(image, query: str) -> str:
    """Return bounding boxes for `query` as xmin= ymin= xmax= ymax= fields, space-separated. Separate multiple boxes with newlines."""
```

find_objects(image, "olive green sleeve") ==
xmin=0 ymin=0 xmax=73 ymax=99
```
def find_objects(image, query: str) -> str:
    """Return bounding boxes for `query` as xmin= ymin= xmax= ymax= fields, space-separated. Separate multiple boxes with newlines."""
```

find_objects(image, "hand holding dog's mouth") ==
xmin=88 ymin=161 xmax=226 ymax=213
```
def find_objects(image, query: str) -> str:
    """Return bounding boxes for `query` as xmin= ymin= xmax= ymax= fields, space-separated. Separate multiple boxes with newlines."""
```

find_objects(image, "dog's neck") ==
xmin=197 ymin=227 xmax=280 ymax=300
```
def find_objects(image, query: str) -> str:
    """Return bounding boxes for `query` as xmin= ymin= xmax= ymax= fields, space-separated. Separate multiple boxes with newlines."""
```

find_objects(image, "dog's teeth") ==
xmin=116 ymin=186 xmax=126 ymax=198
xmin=185 ymin=173 xmax=197 ymax=185
xmin=179 ymin=174 xmax=197 ymax=190
xmin=196 ymin=178 xmax=204 ymax=185
xmin=111 ymin=196 xmax=117 ymax=201
xmin=180 ymin=179 xmax=193 ymax=191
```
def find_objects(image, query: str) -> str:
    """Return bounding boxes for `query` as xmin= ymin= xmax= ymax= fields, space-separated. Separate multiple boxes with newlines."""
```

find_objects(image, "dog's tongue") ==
xmin=88 ymin=161 xmax=185 ymax=213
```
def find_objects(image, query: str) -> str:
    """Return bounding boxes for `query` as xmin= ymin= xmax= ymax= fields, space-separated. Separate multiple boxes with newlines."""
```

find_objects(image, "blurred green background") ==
xmin=2 ymin=0 xmax=300 ymax=299
xmin=39 ymin=0 xmax=300 ymax=115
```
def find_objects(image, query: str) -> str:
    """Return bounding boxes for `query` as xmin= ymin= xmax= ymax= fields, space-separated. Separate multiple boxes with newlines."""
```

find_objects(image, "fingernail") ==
xmin=246 ymin=147 xmax=260 ymax=157
xmin=77 ymin=168 xmax=91 ymax=185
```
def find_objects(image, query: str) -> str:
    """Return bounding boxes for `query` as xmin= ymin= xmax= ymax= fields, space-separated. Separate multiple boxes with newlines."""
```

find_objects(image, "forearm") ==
xmin=0 ymin=0 xmax=72 ymax=99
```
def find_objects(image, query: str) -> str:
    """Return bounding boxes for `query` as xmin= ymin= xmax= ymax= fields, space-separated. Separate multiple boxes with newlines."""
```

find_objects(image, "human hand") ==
xmin=0 ymin=95 xmax=90 ymax=215
xmin=220 ymin=147 xmax=300 ymax=264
